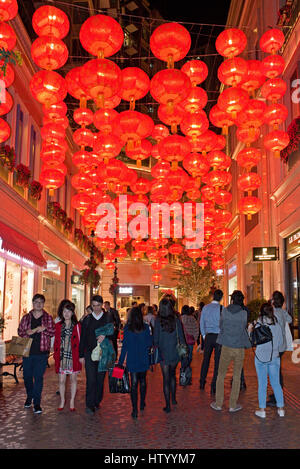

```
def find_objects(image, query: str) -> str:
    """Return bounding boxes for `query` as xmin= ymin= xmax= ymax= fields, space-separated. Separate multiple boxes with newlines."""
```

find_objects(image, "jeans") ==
xmin=216 ymin=346 xmax=244 ymax=409
xmin=22 ymin=354 xmax=48 ymax=406
xmin=200 ymin=333 xmax=221 ymax=388
xmin=255 ymin=356 xmax=284 ymax=408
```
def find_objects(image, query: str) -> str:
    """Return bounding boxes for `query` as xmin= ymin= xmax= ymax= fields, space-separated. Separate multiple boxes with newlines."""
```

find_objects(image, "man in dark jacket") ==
xmin=79 ymin=295 xmax=114 ymax=414
xmin=104 ymin=301 xmax=121 ymax=358
xmin=211 ymin=290 xmax=251 ymax=413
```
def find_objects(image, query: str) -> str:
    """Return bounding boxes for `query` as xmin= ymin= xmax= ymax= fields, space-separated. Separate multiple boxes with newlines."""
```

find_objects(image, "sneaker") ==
xmin=278 ymin=409 xmax=285 ymax=417
xmin=24 ymin=398 xmax=32 ymax=408
xmin=85 ymin=407 xmax=95 ymax=415
xmin=229 ymin=405 xmax=242 ymax=413
xmin=210 ymin=402 xmax=222 ymax=411
xmin=33 ymin=405 xmax=42 ymax=414
xmin=255 ymin=410 xmax=266 ymax=419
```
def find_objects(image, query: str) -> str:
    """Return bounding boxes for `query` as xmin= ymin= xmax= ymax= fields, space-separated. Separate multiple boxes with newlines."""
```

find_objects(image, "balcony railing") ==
xmin=278 ymin=0 xmax=300 ymax=49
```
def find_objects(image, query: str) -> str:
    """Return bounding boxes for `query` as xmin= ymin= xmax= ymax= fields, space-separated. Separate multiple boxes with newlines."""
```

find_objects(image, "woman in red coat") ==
xmin=54 ymin=300 xmax=81 ymax=411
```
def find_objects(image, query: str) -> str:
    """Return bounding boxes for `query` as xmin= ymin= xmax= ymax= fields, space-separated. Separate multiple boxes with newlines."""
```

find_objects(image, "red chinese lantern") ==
xmin=188 ymin=130 xmax=217 ymax=155
xmin=0 ymin=22 xmax=16 ymax=50
xmin=264 ymin=130 xmax=289 ymax=157
xmin=150 ymin=68 xmax=192 ymax=111
xmin=158 ymin=103 xmax=186 ymax=134
xmin=264 ymin=103 xmax=288 ymax=129
xmin=158 ymin=134 xmax=191 ymax=169
xmin=151 ymin=261 xmax=163 ymax=271
xmin=32 ymin=6 xmax=70 ymax=39
xmin=261 ymin=54 xmax=285 ymax=79
xmin=65 ymin=67 xmax=91 ymax=108
xmin=214 ymin=189 xmax=232 ymax=206
xmin=169 ymin=243 xmax=183 ymax=256
xmin=218 ymin=57 xmax=248 ymax=87
xmin=0 ymin=90 xmax=13 ymax=115
xmin=214 ymin=227 xmax=233 ymax=244
xmin=30 ymin=70 xmax=67 ymax=106
xmin=198 ymin=258 xmax=208 ymax=269
xmin=0 ymin=0 xmax=18 ymax=22
xmin=0 ymin=118 xmax=10 ymax=143
xmin=211 ymin=255 xmax=224 ymax=270
xmin=209 ymin=104 xmax=234 ymax=135
xmin=151 ymin=272 xmax=162 ymax=283
xmin=235 ymin=99 xmax=266 ymax=138
xmin=94 ymin=134 xmax=123 ymax=164
xmin=74 ymin=108 xmax=94 ymax=127
xmin=183 ymin=152 xmax=210 ymax=181
xmin=151 ymin=160 xmax=171 ymax=179
xmin=261 ymin=78 xmax=287 ymax=102
xmin=238 ymin=196 xmax=262 ymax=219
xmin=125 ymin=138 xmax=152 ymax=167
xmin=236 ymin=126 xmax=260 ymax=146
xmin=71 ymin=192 xmax=92 ymax=215
xmin=71 ymin=172 xmax=93 ymax=192
xmin=238 ymin=172 xmax=261 ymax=194
xmin=41 ymin=122 xmax=65 ymax=143
xmin=218 ymin=87 xmax=249 ymax=119
xmin=43 ymin=101 xmax=67 ymax=120
xmin=207 ymin=150 xmax=231 ymax=171
xmin=241 ymin=60 xmax=266 ymax=95
xmin=205 ymin=170 xmax=232 ymax=188
xmin=0 ymin=62 xmax=14 ymax=87
xmin=113 ymin=110 xmax=154 ymax=150
xmin=40 ymin=166 xmax=65 ymax=195
xmin=180 ymin=110 xmax=209 ymax=141
xmin=150 ymin=22 xmax=191 ymax=68
xmin=98 ymin=158 xmax=127 ymax=191
xmin=181 ymin=59 xmax=208 ymax=85
xmin=80 ymin=59 xmax=122 ymax=108
xmin=119 ymin=67 xmax=150 ymax=110
xmin=236 ymin=147 xmax=262 ymax=170
xmin=43 ymin=115 xmax=68 ymax=129
xmin=40 ymin=144 xmax=65 ymax=165
xmin=201 ymin=185 xmax=216 ymax=202
xmin=151 ymin=124 xmax=169 ymax=142
xmin=79 ymin=14 xmax=124 ymax=58
xmin=93 ymin=108 xmax=118 ymax=134
xmin=167 ymin=167 xmax=189 ymax=201
xmin=106 ymin=262 xmax=115 ymax=271
xmin=215 ymin=208 xmax=232 ymax=226
xmin=215 ymin=28 xmax=247 ymax=57
xmin=181 ymin=87 xmax=208 ymax=113
xmin=31 ymin=36 xmax=68 ymax=70
xmin=71 ymin=150 xmax=95 ymax=170
xmin=121 ymin=168 xmax=138 ymax=191
xmin=259 ymin=29 xmax=285 ymax=54
xmin=73 ymin=127 xmax=94 ymax=148
xmin=131 ymin=178 xmax=151 ymax=197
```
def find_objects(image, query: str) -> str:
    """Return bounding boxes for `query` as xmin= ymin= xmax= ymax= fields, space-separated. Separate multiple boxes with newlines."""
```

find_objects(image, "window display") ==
xmin=4 ymin=260 xmax=21 ymax=341
xmin=20 ymin=267 xmax=34 ymax=318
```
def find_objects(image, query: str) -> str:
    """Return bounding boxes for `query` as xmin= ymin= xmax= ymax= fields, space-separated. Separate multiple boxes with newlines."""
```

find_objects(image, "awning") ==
xmin=0 ymin=220 xmax=46 ymax=267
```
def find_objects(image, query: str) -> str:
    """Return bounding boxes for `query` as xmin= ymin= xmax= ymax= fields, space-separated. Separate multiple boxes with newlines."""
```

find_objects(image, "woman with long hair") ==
xmin=181 ymin=305 xmax=199 ymax=380
xmin=154 ymin=298 xmax=186 ymax=413
xmin=118 ymin=306 xmax=153 ymax=419
xmin=248 ymin=302 xmax=285 ymax=419
xmin=54 ymin=300 xmax=81 ymax=411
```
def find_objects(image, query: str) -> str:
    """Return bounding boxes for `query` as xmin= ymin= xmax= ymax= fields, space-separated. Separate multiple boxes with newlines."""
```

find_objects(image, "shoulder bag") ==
xmin=176 ymin=321 xmax=189 ymax=360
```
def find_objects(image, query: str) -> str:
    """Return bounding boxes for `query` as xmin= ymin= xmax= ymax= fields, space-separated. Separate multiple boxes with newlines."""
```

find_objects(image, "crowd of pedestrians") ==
xmin=17 ymin=289 xmax=292 ymax=420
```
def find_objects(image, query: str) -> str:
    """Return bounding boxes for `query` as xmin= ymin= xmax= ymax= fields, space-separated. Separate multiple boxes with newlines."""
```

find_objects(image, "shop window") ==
xmin=3 ymin=260 xmax=21 ymax=341
xmin=29 ymin=125 xmax=36 ymax=177
xmin=42 ymin=252 xmax=67 ymax=318
xmin=20 ymin=267 xmax=34 ymax=318
xmin=15 ymin=104 xmax=24 ymax=164
xmin=0 ymin=257 xmax=4 ymax=317
xmin=290 ymin=64 xmax=300 ymax=121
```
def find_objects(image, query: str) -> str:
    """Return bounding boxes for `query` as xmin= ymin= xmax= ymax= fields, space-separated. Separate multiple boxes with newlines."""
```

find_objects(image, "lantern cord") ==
xmin=53 ymin=0 xmax=254 ymax=30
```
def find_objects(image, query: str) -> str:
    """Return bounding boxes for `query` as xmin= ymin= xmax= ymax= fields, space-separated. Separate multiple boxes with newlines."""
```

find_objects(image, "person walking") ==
xmin=104 ymin=301 xmax=121 ymax=358
xmin=248 ymin=302 xmax=285 ymax=418
xmin=199 ymin=290 xmax=223 ymax=394
xmin=211 ymin=290 xmax=250 ymax=413
xmin=153 ymin=298 xmax=186 ymax=413
xmin=53 ymin=300 xmax=81 ymax=411
xmin=266 ymin=290 xmax=292 ymax=407
xmin=143 ymin=305 xmax=156 ymax=332
xmin=79 ymin=295 xmax=114 ymax=415
xmin=181 ymin=305 xmax=199 ymax=378
xmin=118 ymin=306 xmax=153 ymax=419
xmin=18 ymin=293 xmax=55 ymax=414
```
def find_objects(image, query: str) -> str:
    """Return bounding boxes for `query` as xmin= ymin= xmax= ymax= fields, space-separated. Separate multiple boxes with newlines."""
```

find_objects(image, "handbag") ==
xmin=285 ymin=322 xmax=293 ymax=351
xmin=176 ymin=322 xmax=189 ymax=359
xmin=179 ymin=365 xmax=192 ymax=386
xmin=149 ymin=346 xmax=160 ymax=365
xmin=91 ymin=343 xmax=102 ymax=361
xmin=108 ymin=367 xmax=130 ymax=394
xmin=7 ymin=336 xmax=33 ymax=357
xmin=250 ymin=323 xmax=273 ymax=347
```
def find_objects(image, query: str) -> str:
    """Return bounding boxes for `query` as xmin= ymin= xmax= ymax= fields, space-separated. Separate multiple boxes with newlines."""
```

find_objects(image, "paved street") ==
xmin=0 ymin=347 xmax=300 ymax=450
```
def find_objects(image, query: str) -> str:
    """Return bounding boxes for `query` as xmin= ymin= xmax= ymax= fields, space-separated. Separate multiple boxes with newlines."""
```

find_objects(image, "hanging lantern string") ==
xmin=54 ymin=0 xmax=255 ymax=30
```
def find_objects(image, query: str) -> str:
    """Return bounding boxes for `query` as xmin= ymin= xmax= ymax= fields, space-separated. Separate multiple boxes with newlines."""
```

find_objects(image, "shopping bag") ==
xmin=91 ymin=343 xmax=102 ymax=361
xmin=179 ymin=366 xmax=192 ymax=386
xmin=6 ymin=336 xmax=33 ymax=357
xmin=285 ymin=322 xmax=293 ymax=351
xmin=148 ymin=346 xmax=161 ymax=365
xmin=112 ymin=365 xmax=124 ymax=379
xmin=108 ymin=367 xmax=130 ymax=393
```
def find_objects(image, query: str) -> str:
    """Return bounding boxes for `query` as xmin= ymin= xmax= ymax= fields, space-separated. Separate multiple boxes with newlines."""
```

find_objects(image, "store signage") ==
xmin=288 ymin=230 xmax=300 ymax=248
xmin=154 ymin=285 xmax=159 ymax=289
xmin=44 ymin=260 xmax=61 ymax=275
xmin=253 ymin=247 xmax=278 ymax=261
xmin=71 ymin=274 xmax=82 ymax=285
xmin=119 ymin=286 xmax=133 ymax=294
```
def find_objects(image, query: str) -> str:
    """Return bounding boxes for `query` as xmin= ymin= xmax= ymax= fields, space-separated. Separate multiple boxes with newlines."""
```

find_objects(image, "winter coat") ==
xmin=217 ymin=304 xmax=251 ymax=349
xmin=53 ymin=322 xmax=82 ymax=374
xmin=95 ymin=323 xmax=116 ymax=372
xmin=118 ymin=323 xmax=153 ymax=372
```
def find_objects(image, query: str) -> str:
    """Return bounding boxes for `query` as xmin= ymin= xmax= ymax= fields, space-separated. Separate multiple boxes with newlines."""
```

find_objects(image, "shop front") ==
xmin=227 ymin=260 xmax=238 ymax=304
xmin=286 ymin=228 xmax=300 ymax=338
xmin=71 ymin=271 xmax=86 ymax=319
xmin=42 ymin=251 xmax=67 ymax=319
xmin=116 ymin=285 xmax=150 ymax=322
xmin=0 ymin=221 xmax=46 ymax=341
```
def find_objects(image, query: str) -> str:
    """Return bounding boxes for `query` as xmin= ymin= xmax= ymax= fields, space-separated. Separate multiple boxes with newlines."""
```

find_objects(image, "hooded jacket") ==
xmin=217 ymin=304 xmax=251 ymax=349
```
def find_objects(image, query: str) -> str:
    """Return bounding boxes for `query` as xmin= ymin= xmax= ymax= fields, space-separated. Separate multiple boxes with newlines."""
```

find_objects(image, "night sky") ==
xmin=149 ymin=0 xmax=231 ymax=24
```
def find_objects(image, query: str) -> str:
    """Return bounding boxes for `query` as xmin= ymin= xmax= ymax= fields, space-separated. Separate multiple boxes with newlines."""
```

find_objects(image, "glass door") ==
xmin=288 ymin=256 xmax=300 ymax=339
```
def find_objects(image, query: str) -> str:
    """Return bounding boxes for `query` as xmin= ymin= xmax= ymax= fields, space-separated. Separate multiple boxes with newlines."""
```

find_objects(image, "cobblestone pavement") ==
xmin=0 ymin=348 xmax=300 ymax=450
